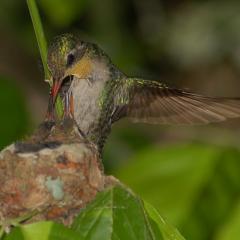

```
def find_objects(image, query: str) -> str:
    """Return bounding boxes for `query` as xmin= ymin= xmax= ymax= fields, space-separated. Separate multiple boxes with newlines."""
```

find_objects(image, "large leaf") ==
xmin=72 ymin=185 xmax=185 ymax=240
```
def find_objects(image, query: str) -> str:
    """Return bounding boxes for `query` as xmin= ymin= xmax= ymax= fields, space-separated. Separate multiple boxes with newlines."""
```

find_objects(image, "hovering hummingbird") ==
xmin=47 ymin=33 xmax=240 ymax=153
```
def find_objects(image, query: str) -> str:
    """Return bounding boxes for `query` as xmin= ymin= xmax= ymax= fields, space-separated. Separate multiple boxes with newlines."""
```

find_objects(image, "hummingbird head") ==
xmin=47 ymin=33 xmax=110 ymax=106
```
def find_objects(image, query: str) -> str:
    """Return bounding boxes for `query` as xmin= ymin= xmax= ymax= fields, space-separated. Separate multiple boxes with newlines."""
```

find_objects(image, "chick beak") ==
xmin=46 ymin=79 xmax=63 ymax=121
xmin=52 ymin=79 xmax=63 ymax=104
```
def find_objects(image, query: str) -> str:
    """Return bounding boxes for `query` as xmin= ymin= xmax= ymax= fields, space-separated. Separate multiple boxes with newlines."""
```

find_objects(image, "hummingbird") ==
xmin=47 ymin=33 xmax=240 ymax=154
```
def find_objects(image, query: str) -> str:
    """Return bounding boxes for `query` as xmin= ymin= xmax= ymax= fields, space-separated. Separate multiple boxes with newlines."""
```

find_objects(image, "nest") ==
xmin=0 ymin=119 xmax=115 ymax=227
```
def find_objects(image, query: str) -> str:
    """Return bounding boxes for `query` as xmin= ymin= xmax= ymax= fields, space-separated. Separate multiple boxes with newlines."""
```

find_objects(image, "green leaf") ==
xmin=72 ymin=185 xmax=185 ymax=240
xmin=144 ymin=201 xmax=185 ymax=240
xmin=72 ymin=187 xmax=113 ymax=239
xmin=4 ymin=221 xmax=83 ymax=240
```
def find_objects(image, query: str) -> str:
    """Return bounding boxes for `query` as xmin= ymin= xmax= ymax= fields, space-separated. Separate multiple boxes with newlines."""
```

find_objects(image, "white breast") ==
xmin=69 ymin=58 xmax=110 ymax=136
xmin=70 ymin=77 xmax=106 ymax=135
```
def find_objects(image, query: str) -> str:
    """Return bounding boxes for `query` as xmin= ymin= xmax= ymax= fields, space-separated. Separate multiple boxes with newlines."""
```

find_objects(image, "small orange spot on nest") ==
xmin=3 ymin=193 xmax=21 ymax=206
xmin=56 ymin=161 xmax=80 ymax=169
xmin=47 ymin=206 xmax=67 ymax=219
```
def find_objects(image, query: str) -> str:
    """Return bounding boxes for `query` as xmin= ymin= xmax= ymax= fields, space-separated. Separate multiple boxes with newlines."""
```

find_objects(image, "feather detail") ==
xmin=113 ymin=78 xmax=240 ymax=125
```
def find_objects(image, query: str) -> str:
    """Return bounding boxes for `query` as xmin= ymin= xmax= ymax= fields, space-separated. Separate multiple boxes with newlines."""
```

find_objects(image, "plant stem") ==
xmin=26 ymin=0 xmax=63 ymax=118
xmin=26 ymin=0 xmax=50 ymax=80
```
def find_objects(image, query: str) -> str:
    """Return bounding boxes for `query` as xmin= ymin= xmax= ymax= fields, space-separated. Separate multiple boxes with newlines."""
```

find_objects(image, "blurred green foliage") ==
xmin=0 ymin=76 xmax=29 ymax=149
xmin=39 ymin=0 xmax=88 ymax=28
xmin=115 ymin=144 xmax=240 ymax=240
xmin=0 ymin=1 xmax=240 ymax=239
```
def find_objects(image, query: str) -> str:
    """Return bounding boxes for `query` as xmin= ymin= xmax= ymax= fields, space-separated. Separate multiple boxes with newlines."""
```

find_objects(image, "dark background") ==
xmin=0 ymin=1 xmax=240 ymax=239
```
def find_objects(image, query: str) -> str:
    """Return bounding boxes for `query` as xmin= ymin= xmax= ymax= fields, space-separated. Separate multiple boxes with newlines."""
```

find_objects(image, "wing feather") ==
xmin=113 ymin=78 xmax=240 ymax=125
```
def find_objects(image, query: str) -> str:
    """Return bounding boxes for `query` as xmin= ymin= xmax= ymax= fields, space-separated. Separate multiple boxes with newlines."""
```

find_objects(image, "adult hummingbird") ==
xmin=47 ymin=33 xmax=240 ymax=153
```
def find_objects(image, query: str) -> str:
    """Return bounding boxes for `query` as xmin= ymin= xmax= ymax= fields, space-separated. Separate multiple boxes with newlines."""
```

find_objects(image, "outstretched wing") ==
xmin=113 ymin=78 xmax=240 ymax=124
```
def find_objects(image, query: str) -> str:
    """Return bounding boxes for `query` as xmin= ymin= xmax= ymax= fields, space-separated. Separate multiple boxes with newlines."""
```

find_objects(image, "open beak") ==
xmin=46 ymin=78 xmax=63 ymax=121
xmin=46 ymin=74 xmax=75 ymax=121
xmin=52 ymin=79 xmax=63 ymax=104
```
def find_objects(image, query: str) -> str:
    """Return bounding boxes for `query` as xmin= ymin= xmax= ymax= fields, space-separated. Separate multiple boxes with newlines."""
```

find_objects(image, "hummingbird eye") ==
xmin=66 ymin=53 xmax=75 ymax=67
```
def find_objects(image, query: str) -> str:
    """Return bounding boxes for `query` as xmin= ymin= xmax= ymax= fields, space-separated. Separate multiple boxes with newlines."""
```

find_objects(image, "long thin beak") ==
xmin=52 ymin=79 xmax=63 ymax=104
xmin=45 ymin=78 xmax=63 ymax=121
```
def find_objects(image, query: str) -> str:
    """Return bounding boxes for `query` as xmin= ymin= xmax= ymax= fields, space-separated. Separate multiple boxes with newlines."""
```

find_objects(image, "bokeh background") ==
xmin=1 ymin=1 xmax=240 ymax=239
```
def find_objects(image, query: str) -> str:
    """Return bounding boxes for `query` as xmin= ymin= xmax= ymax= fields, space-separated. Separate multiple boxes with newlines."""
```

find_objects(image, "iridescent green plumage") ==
xmin=47 ymin=33 xmax=240 ymax=154
xmin=48 ymin=34 xmax=77 ymax=80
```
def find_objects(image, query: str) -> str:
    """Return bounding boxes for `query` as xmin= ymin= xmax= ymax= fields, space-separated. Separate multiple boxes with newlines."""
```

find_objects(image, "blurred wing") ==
xmin=113 ymin=78 xmax=240 ymax=125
